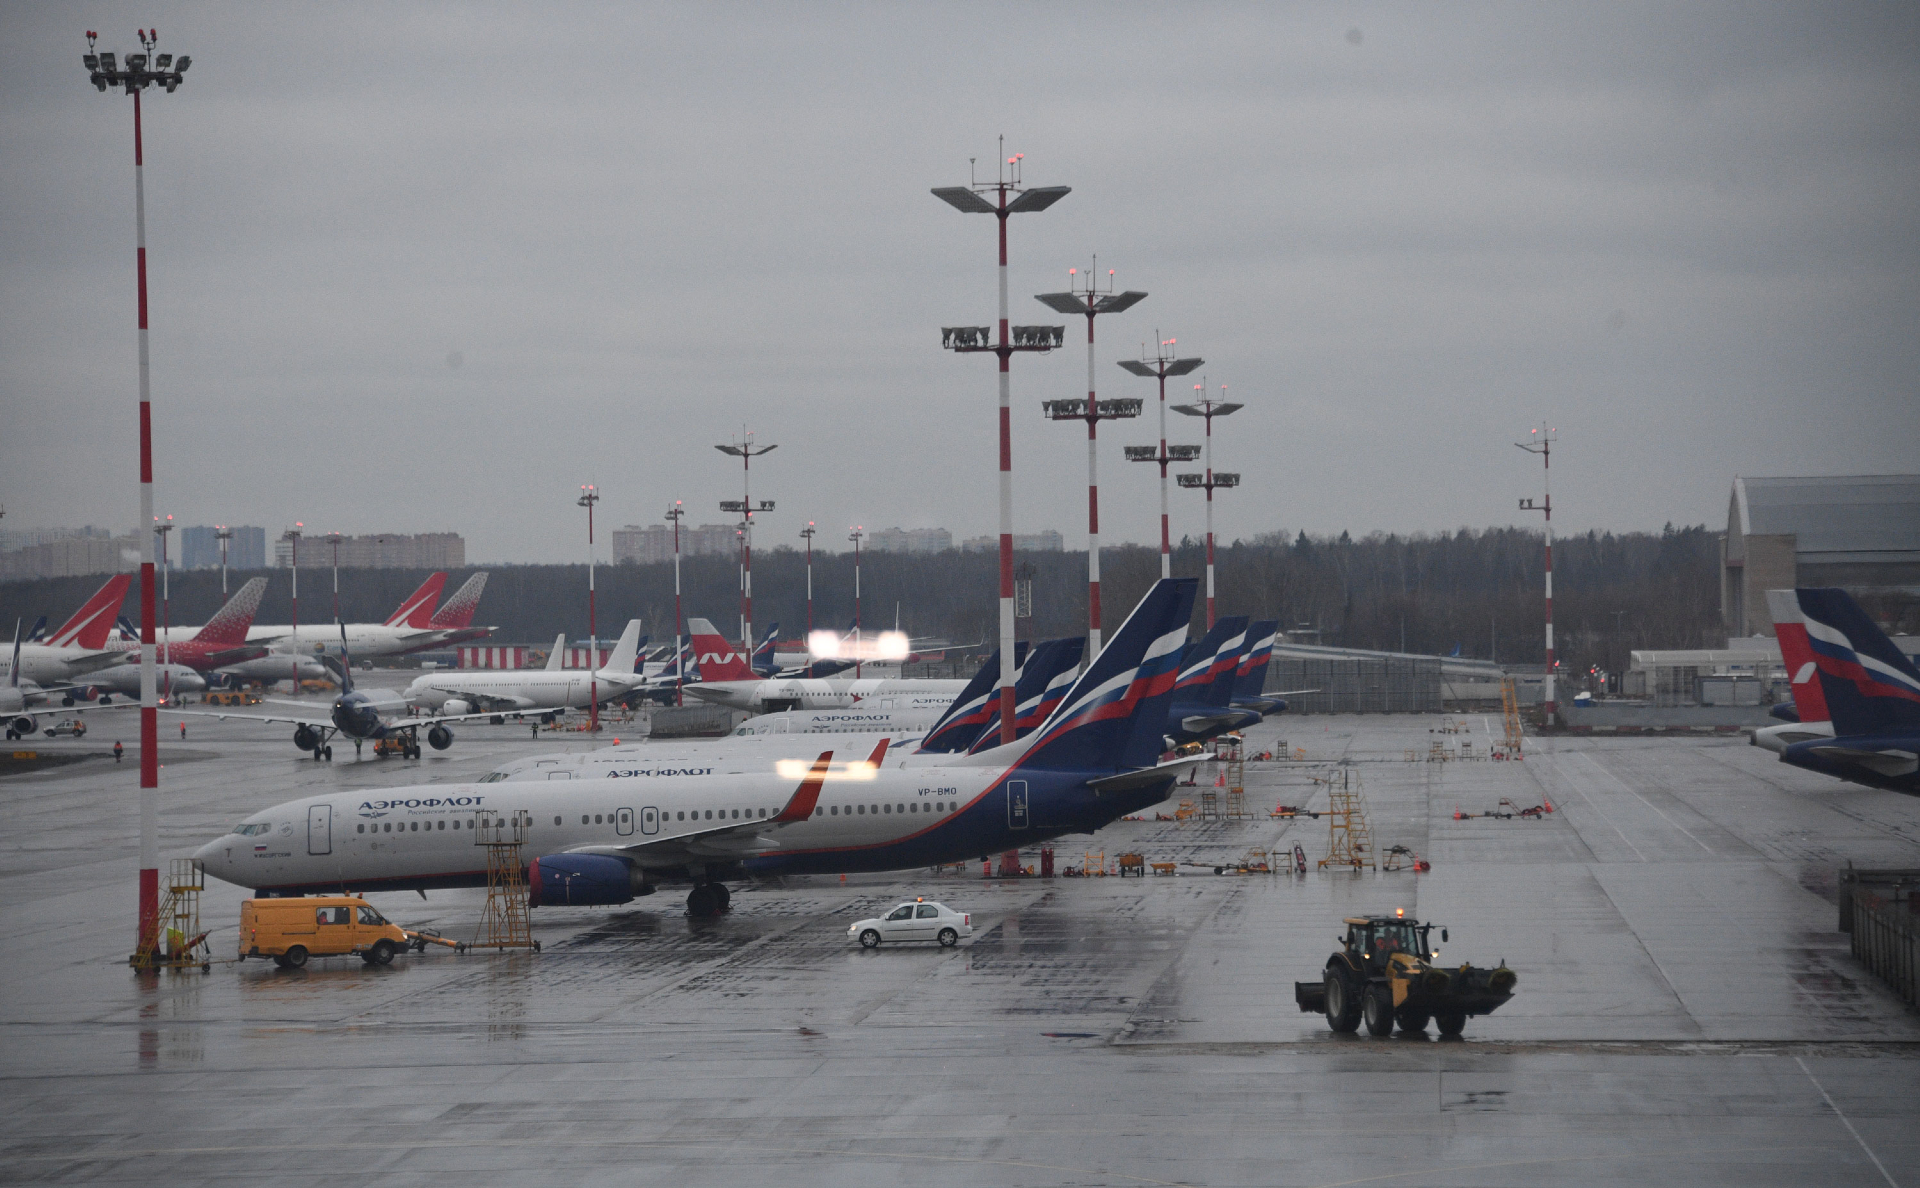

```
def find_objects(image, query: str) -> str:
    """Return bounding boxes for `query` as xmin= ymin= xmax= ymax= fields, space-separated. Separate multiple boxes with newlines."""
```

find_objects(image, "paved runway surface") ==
xmin=3 ymin=706 xmax=1917 ymax=1186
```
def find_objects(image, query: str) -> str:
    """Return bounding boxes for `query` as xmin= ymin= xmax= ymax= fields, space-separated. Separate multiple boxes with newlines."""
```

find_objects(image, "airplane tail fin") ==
xmin=193 ymin=576 xmax=269 ymax=644
xmin=919 ymin=642 xmax=1028 ymax=754
xmin=1171 ymin=616 xmax=1248 ymax=708
xmin=753 ymin=622 xmax=780 ymax=675
xmin=687 ymin=618 xmax=755 ymax=681
xmin=966 ymin=637 xmax=1086 ymax=754
xmin=428 ymin=572 xmax=488 ymax=629
xmin=8 ymin=620 xmax=19 ymax=687
xmin=116 ymin=615 xmax=138 ymax=642
xmin=322 ymin=623 xmax=355 ymax=694
xmin=1795 ymin=588 xmax=1920 ymax=737
xmin=1199 ymin=618 xmax=1251 ymax=709
xmin=27 ymin=616 xmax=48 ymax=643
xmin=1232 ymin=620 xmax=1280 ymax=703
xmin=1766 ymin=590 xmax=1832 ymax=726
xmin=1008 ymin=578 xmax=1196 ymax=773
xmin=386 ymin=573 xmax=448 ymax=628
xmin=47 ymin=574 xmax=133 ymax=650
xmin=545 ymin=634 xmax=565 ymax=672
xmin=602 ymin=620 xmax=643 ymax=676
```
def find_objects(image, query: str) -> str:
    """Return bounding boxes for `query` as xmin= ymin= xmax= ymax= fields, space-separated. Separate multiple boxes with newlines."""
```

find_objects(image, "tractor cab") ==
xmin=1342 ymin=915 xmax=1442 ymax=970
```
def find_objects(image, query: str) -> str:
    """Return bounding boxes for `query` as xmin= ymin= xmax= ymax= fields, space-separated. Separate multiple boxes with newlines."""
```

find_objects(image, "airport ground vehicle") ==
xmin=1294 ymin=914 xmax=1515 ymax=1037
xmin=239 ymin=896 xmax=410 ymax=967
xmin=41 ymin=719 xmax=87 ymax=738
xmin=848 ymin=900 xmax=972 ymax=948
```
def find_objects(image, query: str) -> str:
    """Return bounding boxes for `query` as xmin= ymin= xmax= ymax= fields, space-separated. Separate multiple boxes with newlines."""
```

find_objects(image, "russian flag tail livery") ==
xmin=427 ymin=572 xmax=488 ymax=629
xmin=752 ymin=623 xmax=780 ymax=675
xmin=919 ymin=642 xmax=1026 ymax=754
xmin=1796 ymin=588 xmax=1920 ymax=737
xmin=687 ymin=618 xmax=756 ymax=681
xmin=26 ymin=616 xmax=48 ymax=643
xmin=1233 ymin=620 xmax=1280 ymax=703
xmin=967 ymin=637 xmax=1086 ymax=754
xmin=1173 ymin=617 xmax=1249 ymax=705
xmin=194 ymin=577 xmax=269 ymax=644
xmin=1766 ymin=590 xmax=1832 ymax=726
xmin=1014 ymin=578 xmax=1196 ymax=773
xmin=46 ymin=574 xmax=132 ymax=650
xmin=385 ymin=573 xmax=448 ymax=629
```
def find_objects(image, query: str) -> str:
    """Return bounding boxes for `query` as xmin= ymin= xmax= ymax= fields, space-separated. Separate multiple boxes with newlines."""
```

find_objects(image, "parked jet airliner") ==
xmin=194 ymin=579 xmax=1203 ymax=917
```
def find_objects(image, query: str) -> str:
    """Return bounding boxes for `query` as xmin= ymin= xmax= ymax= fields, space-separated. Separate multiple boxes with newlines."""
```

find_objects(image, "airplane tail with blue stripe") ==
xmin=1007 ymin=578 xmax=1196 ymax=773
xmin=752 ymin=623 xmax=780 ymax=676
xmin=1232 ymin=620 xmax=1280 ymax=706
xmin=966 ymin=636 xmax=1086 ymax=754
xmin=1796 ymin=588 xmax=1920 ymax=737
xmin=919 ymin=642 xmax=1027 ymax=754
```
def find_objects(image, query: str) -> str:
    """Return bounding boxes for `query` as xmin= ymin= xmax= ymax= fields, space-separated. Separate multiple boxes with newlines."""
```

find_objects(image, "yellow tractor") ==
xmin=1294 ymin=913 xmax=1516 ymax=1038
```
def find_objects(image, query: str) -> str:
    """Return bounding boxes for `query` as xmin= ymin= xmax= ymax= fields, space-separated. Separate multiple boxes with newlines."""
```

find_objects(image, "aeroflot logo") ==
xmin=605 ymin=767 xmax=713 ymax=778
xmin=358 ymin=794 xmax=486 ymax=819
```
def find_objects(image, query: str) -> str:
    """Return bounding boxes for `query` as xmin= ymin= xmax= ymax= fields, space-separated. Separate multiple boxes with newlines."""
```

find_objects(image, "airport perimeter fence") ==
xmin=1840 ymin=866 xmax=1920 ymax=1010
xmin=1266 ymin=656 xmax=1442 ymax=715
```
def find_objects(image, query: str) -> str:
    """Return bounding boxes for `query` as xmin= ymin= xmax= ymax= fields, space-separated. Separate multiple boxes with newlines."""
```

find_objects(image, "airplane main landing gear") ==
xmin=323 ymin=745 xmax=333 ymax=762
xmin=686 ymin=883 xmax=731 ymax=918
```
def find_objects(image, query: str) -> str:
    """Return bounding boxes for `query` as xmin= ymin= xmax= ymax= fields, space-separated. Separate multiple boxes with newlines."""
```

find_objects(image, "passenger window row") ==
xmin=357 ymin=820 xmax=453 ymax=834
xmin=822 ymin=802 xmax=951 ymax=816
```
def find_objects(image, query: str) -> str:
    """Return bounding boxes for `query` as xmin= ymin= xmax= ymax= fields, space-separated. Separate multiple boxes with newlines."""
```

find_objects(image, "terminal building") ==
xmin=272 ymin=531 xmax=465 ymax=569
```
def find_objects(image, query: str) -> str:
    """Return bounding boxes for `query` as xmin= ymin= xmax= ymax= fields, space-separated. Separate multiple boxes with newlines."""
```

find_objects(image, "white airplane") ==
xmin=403 ymin=621 xmax=646 ymax=716
xmin=4 ymin=621 xmax=142 ymax=735
xmin=682 ymin=618 xmax=969 ymax=713
xmin=242 ymin=572 xmax=494 ymax=661
xmin=11 ymin=575 xmax=133 ymax=687
xmin=194 ymin=578 xmax=1205 ymax=917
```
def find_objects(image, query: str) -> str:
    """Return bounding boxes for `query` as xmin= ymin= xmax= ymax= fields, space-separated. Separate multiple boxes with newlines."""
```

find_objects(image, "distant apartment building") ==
xmin=180 ymin=525 xmax=267 ymax=571
xmin=613 ymin=523 xmax=741 ymax=565
xmin=0 ymin=526 xmax=140 ymax=581
xmin=865 ymin=527 xmax=953 ymax=555
xmin=273 ymin=532 xmax=465 ymax=569
xmin=961 ymin=529 xmax=1064 ymax=553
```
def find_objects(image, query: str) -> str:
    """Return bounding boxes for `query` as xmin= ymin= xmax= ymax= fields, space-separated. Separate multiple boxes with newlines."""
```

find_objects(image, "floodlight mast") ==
xmin=799 ymin=523 xmax=817 ymax=636
xmin=717 ymin=433 xmax=776 ymax=655
xmin=578 ymin=485 xmax=599 ymax=732
xmin=1036 ymin=262 xmax=1145 ymax=661
xmin=325 ymin=532 xmax=343 ymax=624
xmin=153 ymin=516 xmax=173 ymax=687
xmin=214 ymin=525 xmax=232 ymax=594
xmin=933 ymin=141 xmax=1069 ymax=744
xmin=1173 ymin=386 xmax=1244 ymax=628
xmin=849 ymin=526 xmax=864 ymax=679
xmin=82 ymin=27 xmax=190 ymax=965
xmin=1118 ymin=335 xmax=1204 ymax=578
xmin=1516 ymin=425 xmax=1558 ymax=723
xmin=665 ymin=502 xmax=685 ymax=706
xmin=283 ymin=525 xmax=303 ymax=686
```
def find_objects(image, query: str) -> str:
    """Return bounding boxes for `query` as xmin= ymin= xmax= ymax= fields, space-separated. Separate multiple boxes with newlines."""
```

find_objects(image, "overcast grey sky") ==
xmin=3 ymin=3 xmax=1916 ymax=563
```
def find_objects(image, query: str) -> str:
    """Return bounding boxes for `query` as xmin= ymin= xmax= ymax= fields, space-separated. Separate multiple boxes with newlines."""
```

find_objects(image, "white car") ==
xmin=848 ymin=900 xmax=972 ymax=948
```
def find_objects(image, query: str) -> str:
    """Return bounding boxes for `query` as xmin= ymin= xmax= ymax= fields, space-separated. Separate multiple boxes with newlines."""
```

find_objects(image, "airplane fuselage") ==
xmin=194 ymin=759 xmax=1178 ymax=895
xmin=405 ymin=669 xmax=641 ymax=713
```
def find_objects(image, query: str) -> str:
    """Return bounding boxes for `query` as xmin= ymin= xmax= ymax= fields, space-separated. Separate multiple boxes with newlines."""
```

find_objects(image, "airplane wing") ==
xmin=1085 ymin=755 xmax=1209 ymax=794
xmin=559 ymin=750 xmax=837 ymax=869
xmin=416 ymin=685 xmax=541 ymax=712
xmin=1805 ymin=745 xmax=1919 ymax=778
xmin=409 ymin=707 xmax=552 ymax=726
xmin=180 ymin=708 xmax=332 ymax=729
xmin=198 ymin=645 xmax=269 ymax=667
xmin=10 ymin=702 xmax=140 ymax=720
xmin=57 ymin=650 xmax=134 ymax=677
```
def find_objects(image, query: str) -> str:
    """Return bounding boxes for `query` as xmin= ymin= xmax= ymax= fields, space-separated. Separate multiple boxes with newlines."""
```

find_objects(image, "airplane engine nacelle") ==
xmin=293 ymin=725 xmax=318 ymax=751
xmin=427 ymin=725 xmax=453 ymax=750
xmin=442 ymin=700 xmax=471 ymax=717
xmin=527 ymin=854 xmax=635 ymax=907
xmin=10 ymin=717 xmax=34 ymax=737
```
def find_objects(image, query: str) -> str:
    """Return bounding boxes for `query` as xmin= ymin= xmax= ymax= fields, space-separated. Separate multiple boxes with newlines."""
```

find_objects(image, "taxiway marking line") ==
xmin=1797 ymin=1054 xmax=1900 ymax=1187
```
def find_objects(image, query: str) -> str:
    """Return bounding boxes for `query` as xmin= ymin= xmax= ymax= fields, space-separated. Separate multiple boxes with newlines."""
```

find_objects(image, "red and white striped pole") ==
xmin=1517 ymin=426 xmax=1557 ymax=722
xmin=579 ymin=485 xmax=598 ymax=731
xmin=1156 ymin=365 xmax=1171 ymax=578
xmin=133 ymin=83 xmax=158 ymax=957
xmin=1202 ymin=390 xmax=1217 ymax=628
xmin=994 ymin=192 xmax=1016 ymax=741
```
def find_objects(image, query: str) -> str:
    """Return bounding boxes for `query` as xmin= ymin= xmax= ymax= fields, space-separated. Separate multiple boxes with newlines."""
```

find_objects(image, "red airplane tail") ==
xmin=47 ymin=574 xmax=132 ymax=650
xmin=428 ymin=572 xmax=488 ymax=629
xmin=385 ymin=573 xmax=447 ymax=628
xmin=193 ymin=576 xmax=269 ymax=644
xmin=1767 ymin=589 xmax=1834 ymax=724
xmin=688 ymin=618 xmax=756 ymax=681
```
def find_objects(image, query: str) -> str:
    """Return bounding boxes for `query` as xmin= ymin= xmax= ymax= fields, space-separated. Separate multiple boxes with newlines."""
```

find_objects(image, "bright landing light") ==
xmin=775 ymin=758 xmax=879 ymax=781
xmin=808 ymin=630 xmax=911 ymax=662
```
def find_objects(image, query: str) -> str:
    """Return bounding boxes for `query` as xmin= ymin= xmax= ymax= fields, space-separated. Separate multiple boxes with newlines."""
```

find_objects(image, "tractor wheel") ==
xmin=1363 ymin=985 xmax=1395 ymax=1036
xmin=1396 ymin=1007 xmax=1431 ymax=1034
xmin=1435 ymin=1010 xmax=1467 ymax=1038
xmin=1324 ymin=968 xmax=1362 ymax=1033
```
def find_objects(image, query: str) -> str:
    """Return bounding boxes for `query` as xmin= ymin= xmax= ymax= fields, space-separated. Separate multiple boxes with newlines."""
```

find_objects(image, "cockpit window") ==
xmin=233 ymin=822 xmax=271 ymax=836
xmin=476 ymin=772 xmax=508 ymax=783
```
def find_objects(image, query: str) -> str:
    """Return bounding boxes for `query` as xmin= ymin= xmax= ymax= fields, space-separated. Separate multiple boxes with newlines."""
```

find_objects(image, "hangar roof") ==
xmin=1731 ymin=475 xmax=1920 ymax=560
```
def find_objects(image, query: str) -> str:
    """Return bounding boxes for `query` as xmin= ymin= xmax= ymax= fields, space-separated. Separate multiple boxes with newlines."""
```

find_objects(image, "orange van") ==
xmin=239 ymin=896 xmax=409 ymax=968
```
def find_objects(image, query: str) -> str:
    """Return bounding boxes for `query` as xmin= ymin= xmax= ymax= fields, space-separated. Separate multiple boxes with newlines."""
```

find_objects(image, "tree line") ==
xmin=0 ymin=523 xmax=1727 ymax=677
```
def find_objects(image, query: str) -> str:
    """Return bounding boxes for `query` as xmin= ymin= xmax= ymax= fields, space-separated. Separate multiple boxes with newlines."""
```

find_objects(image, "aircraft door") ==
xmin=1006 ymin=781 xmax=1029 ymax=829
xmin=615 ymin=807 xmax=635 ymax=836
xmin=307 ymin=804 xmax=332 ymax=855
xmin=640 ymin=806 xmax=659 ymax=835
xmin=546 ymin=771 xmax=573 ymax=780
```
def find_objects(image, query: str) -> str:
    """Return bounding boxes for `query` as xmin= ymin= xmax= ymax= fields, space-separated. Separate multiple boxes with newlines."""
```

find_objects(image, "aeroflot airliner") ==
xmin=195 ymin=579 xmax=1203 ymax=918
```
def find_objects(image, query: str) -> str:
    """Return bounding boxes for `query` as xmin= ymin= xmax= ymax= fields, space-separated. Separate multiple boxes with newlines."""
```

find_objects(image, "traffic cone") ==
xmin=1215 ymin=773 xmax=1226 ymax=787
xmin=1453 ymin=807 xmax=1465 ymax=820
